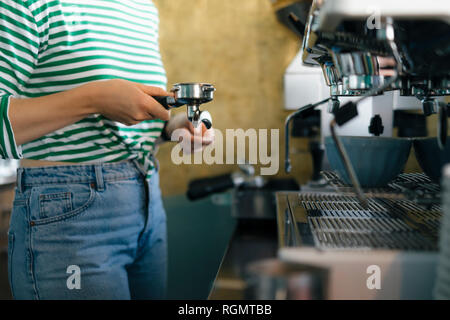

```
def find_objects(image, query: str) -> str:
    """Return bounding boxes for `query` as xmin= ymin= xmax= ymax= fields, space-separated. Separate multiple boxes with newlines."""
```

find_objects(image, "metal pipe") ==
xmin=285 ymin=97 xmax=331 ymax=173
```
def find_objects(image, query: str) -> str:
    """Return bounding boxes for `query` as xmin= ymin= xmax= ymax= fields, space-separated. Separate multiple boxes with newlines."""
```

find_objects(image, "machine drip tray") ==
xmin=275 ymin=172 xmax=442 ymax=299
xmin=277 ymin=172 xmax=442 ymax=252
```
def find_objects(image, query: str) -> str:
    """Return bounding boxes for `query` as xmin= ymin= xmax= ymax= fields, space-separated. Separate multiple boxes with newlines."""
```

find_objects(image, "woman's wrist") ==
xmin=77 ymin=82 xmax=104 ymax=116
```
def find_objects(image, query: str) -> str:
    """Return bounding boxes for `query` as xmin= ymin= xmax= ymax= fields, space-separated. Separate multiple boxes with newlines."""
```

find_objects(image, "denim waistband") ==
xmin=16 ymin=160 xmax=147 ymax=191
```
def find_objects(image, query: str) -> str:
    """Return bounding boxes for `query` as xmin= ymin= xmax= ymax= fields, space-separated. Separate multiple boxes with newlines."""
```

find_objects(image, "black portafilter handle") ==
xmin=187 ymin=174 xmax=235 ymax=201
xmin=153 ymin=96 xmax=179 ymax=110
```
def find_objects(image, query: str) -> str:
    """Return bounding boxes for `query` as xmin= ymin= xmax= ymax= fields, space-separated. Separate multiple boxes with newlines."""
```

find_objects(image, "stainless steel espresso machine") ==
xmin=278 ymin=0 xmax=450 ymax=299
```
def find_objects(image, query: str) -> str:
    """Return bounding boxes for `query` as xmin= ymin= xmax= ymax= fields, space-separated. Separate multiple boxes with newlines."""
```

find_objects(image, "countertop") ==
xmin=208 ymin=219 xmax=279 ymax=300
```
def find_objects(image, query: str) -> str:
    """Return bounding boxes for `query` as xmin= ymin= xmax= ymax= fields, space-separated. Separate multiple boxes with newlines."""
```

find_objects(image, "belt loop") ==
xmin=94 ymin=164 xmax=105 ymax=192
xmin=132 ymin=159 xmax=147 ymax=177
xmin=16 ymin=168 xmax=24 ymax=193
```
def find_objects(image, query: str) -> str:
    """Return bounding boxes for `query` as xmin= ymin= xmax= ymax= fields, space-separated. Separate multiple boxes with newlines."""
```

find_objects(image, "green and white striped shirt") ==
xmin=0 ymin=0 xmax=167 ymax=176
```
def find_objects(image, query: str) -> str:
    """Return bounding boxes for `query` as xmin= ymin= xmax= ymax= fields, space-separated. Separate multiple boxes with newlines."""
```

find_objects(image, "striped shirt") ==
xmin=0 ymin=0 xmax=167 ymax=176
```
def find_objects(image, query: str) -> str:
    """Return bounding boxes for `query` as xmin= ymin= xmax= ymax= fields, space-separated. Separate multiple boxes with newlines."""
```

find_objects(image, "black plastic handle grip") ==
xmin=334 ymin=101 xmax=358 ymax=126
xmin=310 ymin=141 xmax=324 ymax=182
xmin=153 ymin=96 xmax=177 ymax=110
xmin=187 ymin=174 xmax=235 ymax=201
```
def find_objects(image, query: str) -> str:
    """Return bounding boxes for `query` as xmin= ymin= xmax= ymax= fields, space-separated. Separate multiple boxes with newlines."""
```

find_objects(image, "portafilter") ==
xmin=153 ymin=83 xmax=216 ymax=128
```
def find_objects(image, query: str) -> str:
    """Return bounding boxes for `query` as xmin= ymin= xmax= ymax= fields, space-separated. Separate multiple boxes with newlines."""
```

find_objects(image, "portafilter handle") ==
xmin=153 ymin=96 xmax=183 ymax=110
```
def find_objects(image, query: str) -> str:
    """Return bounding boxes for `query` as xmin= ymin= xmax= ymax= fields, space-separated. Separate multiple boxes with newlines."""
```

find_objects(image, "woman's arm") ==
xmin=9 ymin=79 xmax=171 ymax=147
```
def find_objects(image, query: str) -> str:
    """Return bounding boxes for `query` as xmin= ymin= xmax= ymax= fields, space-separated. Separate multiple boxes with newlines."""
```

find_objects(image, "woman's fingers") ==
xmin=142 ymin=94 xmax=171 ymax=121
xmin=190 ymin=133 xmax=213 ymax=146
xmin=191 ymin=123 xmax=214 ymax=145
xmin=137 ymin=84 xmax=173 ymax=97
xmin=175 ymin=126 xmax=215 ymax=155
xmin=202 ymin=127 xmax=215 ymax=144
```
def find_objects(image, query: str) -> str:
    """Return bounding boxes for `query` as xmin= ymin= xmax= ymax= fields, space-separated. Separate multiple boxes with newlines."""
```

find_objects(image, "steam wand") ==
xmin=330 ymin=117 xmax=369 ymax=209
xmin=285 ymin=97 xmax=331 ymax=173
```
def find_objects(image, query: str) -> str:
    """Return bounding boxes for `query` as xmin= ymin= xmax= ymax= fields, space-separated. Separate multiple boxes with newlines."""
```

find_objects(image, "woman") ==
xmin=1 ymin=0 xmax=212 ymax=299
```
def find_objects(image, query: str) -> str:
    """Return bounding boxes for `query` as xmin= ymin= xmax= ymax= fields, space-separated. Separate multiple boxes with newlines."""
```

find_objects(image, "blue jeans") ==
xmin=7 ymin=161 xmax=167 ymax=300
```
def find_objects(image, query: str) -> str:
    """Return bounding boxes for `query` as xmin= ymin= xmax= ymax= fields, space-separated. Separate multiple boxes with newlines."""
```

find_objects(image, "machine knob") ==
xmin=369 ymin=115 xmax=384 ymax=136
xmin=422 ymin=98 xmax=437 ymax=116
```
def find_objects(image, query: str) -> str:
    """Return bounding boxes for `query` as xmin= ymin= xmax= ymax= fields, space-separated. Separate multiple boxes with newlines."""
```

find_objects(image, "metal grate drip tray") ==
xmin=321 ymin=171 xmax=441 ymax=204
xmin=297 ymin=192 xmax=440 ymax=251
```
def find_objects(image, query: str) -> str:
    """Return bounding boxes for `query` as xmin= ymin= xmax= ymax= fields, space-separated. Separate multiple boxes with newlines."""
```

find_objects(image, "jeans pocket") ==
xmin=7 ymin=232 xmax=14 ymax=297
xmin=32 ymin=183 xmax=97 ymax=226
xmin=39 ymin=192 xmax=72 ymax=219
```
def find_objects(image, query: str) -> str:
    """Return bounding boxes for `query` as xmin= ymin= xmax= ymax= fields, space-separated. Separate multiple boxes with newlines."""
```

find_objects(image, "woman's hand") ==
xmin=164 ymin=112 xmax=215 ymax=154
xmin=88 ymin=79 xmax=172 ymax=125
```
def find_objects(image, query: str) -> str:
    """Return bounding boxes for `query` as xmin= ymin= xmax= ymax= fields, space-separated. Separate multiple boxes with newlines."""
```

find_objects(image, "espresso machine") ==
xmin=278 ymin=0 xmax=450 ymax=299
